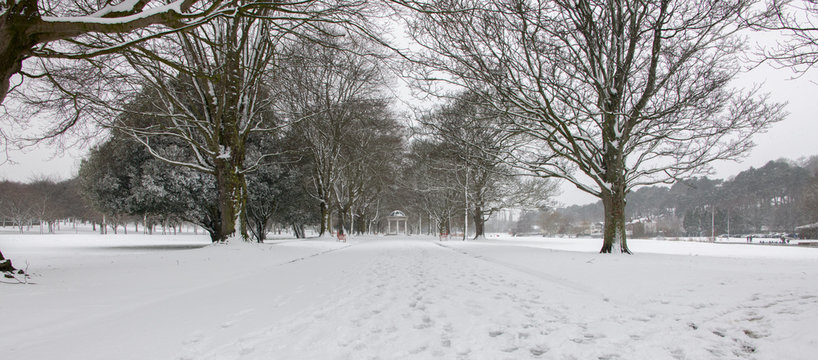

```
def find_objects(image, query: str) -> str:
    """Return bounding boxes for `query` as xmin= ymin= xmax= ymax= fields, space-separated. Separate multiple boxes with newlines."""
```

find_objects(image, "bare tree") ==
xmin=117 ymin=14 xmax=281 ymax=241
xmin=409 ymin=0 xmax=785 ymax=253
xmin=420 ymin=90 xmax=554 ymax=239
xmin=0 ymin=0 xmax=278 ymax=104
xmin=329 ymin=99 xmax=403 ymax=236
xmin=33 ymin=2 xmax=376 ymax=241
xmin=403 ymin=139 xmax=463 ymax=237
xmin=28 ymin=177 xmax=59 ymax=233
xmin=50 ymin=13 xmax=282 ymax=241
xmin=0 ymin=0 xmax=392 ymax=269
xmin=0 ymin=180 xmax=36 ymax=233
xmin=281 ymin=34 xmax=392 ymax=236
xmin=751 ymin=0 xmax=818 ymax=74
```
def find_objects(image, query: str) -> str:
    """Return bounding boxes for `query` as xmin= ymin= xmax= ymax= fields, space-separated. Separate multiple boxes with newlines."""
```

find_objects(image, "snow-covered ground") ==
xmin=2 ymin=233 xmax=817 ymax=359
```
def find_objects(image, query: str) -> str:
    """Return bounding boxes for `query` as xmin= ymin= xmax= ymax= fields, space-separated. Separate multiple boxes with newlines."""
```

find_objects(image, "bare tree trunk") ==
xmin=319 ymin=201 xmax=330 ymax=236
xmin=337 ymin=206 xmax=346 ymax=235
xmin=253 ymin=217 xmax=267 ymax=243
xmin=350 ymin=207 xmax=355 ymax=236
xmin=292 ymin=223 xmax=305 ymax=239
xmin=600 ymin=186 xmax=631 ymax=254
xmin=0 ymin=0 xmax=39 ymax=104
xmin=215 ymin=164 xmax=235 ymax=241
xmin=214 ymin=160 xmax=248 ymax=241
xmin=473 ymin=205 xmax=485 ymax=240
xmin=428 ymin=212 xmax=431 ymax=235
xmin=212 ymin=34 xmax=250 ymax=242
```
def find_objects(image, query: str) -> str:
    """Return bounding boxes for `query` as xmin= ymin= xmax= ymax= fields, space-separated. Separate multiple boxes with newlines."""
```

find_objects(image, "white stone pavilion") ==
xmin=386 ymin=210 xmax=408 ymax=235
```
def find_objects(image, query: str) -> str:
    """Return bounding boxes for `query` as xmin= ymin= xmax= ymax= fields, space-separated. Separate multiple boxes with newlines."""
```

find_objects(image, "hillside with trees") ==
xmin=514 ymin=157 xmax=818 ymax=239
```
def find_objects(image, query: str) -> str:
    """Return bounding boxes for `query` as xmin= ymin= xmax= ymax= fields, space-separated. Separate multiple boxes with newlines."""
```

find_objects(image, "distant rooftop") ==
xmin=389 ymin=210 xmax=406 ymax=217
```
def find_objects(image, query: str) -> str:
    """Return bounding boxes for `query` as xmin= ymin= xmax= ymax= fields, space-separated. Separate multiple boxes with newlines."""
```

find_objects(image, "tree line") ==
xmin=0 ymin=0 xmax=815 ymax=261
xmin=526 ymin=156 xmax=818 ymax=238
xmin=1 ymin=88 xmax=554 ymax=242
xmin=0 ymin=178 xmax=93 ymax=233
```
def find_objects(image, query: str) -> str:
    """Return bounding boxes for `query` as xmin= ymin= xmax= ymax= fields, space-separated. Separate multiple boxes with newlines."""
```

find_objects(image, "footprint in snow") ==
xmin=529 ymin=345 xmax=549 ymax=356
xmin=182 ymin=331 xmax=204 ymax=345
xmin=408 ymin=345 xmax=427 ymax=355
xmin=414 ymin=315 xmax=433 ymax=329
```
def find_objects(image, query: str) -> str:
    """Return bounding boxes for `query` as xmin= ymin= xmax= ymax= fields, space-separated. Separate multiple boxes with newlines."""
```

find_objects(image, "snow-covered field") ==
xmin=2 ymin=233 xmax=817 ymax=360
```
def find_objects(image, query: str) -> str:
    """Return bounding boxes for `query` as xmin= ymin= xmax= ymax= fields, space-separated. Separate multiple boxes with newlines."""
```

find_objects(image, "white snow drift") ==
xmin=1 ymin=233 xmax=817 ymax=359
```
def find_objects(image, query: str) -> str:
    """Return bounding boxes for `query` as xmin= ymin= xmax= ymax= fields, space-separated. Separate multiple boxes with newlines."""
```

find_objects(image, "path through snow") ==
xmin=2 ymin=235 xmax=817 ymax=359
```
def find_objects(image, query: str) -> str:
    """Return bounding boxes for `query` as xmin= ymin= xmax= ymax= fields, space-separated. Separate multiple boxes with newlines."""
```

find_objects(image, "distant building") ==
xmin=796 ymin=223 xmax=818 ymax=240
xmin=627 ymin=217 xmax=657 ymax=238
xmin=385 ymin=210 xmax=408 ymax=235
xmin=589 ymin=222 xmax=603 ymax=237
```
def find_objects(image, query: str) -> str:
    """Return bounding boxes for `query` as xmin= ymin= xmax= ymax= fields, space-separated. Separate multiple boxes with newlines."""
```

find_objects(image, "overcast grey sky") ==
xmin=0 ymin=43 xmax=815 ymax=206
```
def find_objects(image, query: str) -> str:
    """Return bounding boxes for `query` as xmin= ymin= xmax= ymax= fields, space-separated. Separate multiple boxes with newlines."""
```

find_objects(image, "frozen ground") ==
xmin=2 ymin=233 xmax=818 ymax=359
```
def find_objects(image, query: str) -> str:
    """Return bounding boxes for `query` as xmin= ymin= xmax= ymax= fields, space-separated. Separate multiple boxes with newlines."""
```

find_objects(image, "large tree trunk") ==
xmin=210 ymin=20 xmax=251 ymax=243
xmin=336 ymin=205 xmax=352 ymax=235
xmin=318 ymin=201 xmax=330 ymax=236
xmin=214 ymin=160 xmax=248 ymax=242
xmin=472 ymin=205 xmax=485 ymax=240
xmin=0 ymin=0 xmax=39 ymax=104
xmin=600 ymin=186 xmax=631 ymax=254
xmin=207 ymin=229 xmax=220 ymax=242
xmin=354 ymin=210 xmax=366 ymax=235
xmin=336 ymin=206 xmax=346 ymax=235
xmin=598 ymin=71 xmax=631 ymax=254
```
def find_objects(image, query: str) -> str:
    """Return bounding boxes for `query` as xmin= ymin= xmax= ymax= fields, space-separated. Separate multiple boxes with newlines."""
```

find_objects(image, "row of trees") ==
xmin=0 ymin=175 xmax=211 ymax=235
xmin=4 ymin=86 xmax=554 ymax=243
xmin=2 ymin=0 xmax=817 ymax=258
xmin=0 ymin=178 xmax=93 ymax=233
xmin=78 ymin=89 xmax=555 ymax=242
xmin=408 ymin=91 xmax=555 ymax=239
xmin=6 ymin=153 xmax=816 ymax=241
xmin=71 ymin=29 xmax=406 ymax=242
xmin=536 ymin=157 xmax=818 ymax=237
xmin=4 ymin=1 xmax=399 ymax=244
